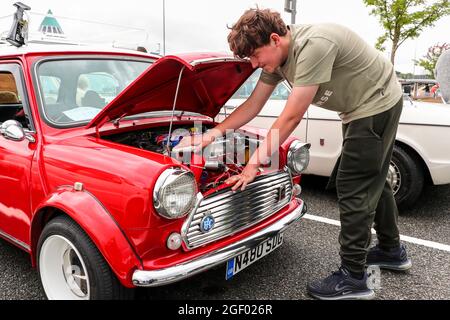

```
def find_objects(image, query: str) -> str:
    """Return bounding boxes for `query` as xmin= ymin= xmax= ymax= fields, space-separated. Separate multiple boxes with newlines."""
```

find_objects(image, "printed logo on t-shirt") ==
xmin=315 ymin=90 xmax=333 ymax=107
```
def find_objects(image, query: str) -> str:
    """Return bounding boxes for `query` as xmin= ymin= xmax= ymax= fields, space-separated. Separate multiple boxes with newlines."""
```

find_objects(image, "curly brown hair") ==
xmin=227 ymin=8 xmax=288 ymax=59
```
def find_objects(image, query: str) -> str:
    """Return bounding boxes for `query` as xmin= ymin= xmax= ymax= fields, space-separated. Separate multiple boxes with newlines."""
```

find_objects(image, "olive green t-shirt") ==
xmin=259 ymin=23 xmax=402 ymax=123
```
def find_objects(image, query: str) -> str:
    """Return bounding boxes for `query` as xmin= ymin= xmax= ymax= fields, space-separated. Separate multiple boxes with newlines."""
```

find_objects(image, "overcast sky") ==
xmin=1 ymin=0 xmax=449 ymax=74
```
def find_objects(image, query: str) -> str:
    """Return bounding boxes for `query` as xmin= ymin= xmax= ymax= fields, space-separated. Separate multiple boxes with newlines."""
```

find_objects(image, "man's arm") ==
xmin=253 ymin=85 xmax=318 ymax=164
xmin=227 ymin=84 xmax=319 ymax=191
xmin=209 ymin=80 xmax=276 ymax=138
xmin=174 ymin=79 xmax=276 ymax=151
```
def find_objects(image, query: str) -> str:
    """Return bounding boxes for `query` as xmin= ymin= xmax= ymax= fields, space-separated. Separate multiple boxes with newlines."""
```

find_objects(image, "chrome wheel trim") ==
xmin=387 ymin=161 xmax=401 ymax=195
xmin=39 ymin=235 xmax=90 ymax=300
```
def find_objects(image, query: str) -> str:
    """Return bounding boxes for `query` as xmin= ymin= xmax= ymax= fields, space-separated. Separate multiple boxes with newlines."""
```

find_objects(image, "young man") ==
xmin=175 ymin=8 xmax=411 ymax=300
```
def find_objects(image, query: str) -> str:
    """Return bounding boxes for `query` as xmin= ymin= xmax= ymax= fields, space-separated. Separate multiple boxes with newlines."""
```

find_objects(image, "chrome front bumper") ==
xmin=132 ymin=199 xmax=306 ymax=287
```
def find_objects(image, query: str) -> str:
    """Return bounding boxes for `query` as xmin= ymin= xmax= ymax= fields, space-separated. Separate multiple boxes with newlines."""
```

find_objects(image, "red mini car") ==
xmin=0 ymin=42 xmax=309 ymax=299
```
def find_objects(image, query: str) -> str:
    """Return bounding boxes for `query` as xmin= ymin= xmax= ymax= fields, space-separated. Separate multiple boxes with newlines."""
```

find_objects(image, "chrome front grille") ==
xmin=182 ymin=170 xmax=292 ymax=249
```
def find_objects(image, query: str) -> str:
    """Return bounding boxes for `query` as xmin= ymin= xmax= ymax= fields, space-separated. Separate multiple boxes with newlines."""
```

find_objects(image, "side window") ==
xmin=270 ymin=83 xmax=290 ymax=100
xmin=76 ymin=72 xmax=119 ymax=108
xmin=0 ymin=64 xmax=31 ymax=130
xmin=231 ymin=68 xmax=290 ymax=100
xmin=39 ymin=76 xmax=61 ymax=104
xmin=231 ymin=70 xmax=260 ymax=99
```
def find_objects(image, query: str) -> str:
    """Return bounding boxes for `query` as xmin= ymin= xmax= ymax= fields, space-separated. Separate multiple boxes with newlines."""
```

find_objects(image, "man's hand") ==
xmin=224 ymin=84 xmax=318 ymax=192
xmin=173 ymin=129 xmax=220 ymax=153
xmin=225 ymin=163 xmax=259 ymax=191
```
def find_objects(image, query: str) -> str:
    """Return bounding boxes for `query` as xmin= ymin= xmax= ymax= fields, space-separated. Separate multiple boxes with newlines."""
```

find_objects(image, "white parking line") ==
xmin=303 ymin=214 xmax=450 ymax=253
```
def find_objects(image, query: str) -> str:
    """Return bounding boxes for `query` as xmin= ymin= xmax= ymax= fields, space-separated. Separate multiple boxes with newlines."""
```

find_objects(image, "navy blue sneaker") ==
xmin=307 ymin=267 xmax=375 ymax=300
xmin=366 ymin=244 xmax=412 ymax=271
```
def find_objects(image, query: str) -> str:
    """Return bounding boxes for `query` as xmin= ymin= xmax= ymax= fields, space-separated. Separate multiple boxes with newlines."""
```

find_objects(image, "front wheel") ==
xmin=387 ymin=145 xmax=424 ymax=209
xmin=37 ymin=215 xmax=133 ymax=300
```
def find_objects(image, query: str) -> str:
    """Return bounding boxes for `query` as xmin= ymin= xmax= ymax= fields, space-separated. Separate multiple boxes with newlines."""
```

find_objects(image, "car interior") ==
xmin=0 ymin=72 xmax=30 ymax=129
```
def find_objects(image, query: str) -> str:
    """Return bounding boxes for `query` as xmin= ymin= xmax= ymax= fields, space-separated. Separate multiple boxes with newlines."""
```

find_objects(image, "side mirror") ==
xmin=0 ymin=120 xmax=26 ymax=141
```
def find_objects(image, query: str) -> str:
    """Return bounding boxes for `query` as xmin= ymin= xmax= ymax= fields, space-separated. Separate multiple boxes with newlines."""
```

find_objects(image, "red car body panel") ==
xmin=0 ymin=134 xmax=35 ymax=246
xmin=0 ymin=49 xmax=304 ymax=288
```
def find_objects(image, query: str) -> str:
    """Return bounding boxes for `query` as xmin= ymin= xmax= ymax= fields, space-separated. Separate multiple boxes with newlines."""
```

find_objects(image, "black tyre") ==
xmin=37 ymin=215 xmax=134 ymax=300
xmin=388 ymin=145 xmax=424 ymax=209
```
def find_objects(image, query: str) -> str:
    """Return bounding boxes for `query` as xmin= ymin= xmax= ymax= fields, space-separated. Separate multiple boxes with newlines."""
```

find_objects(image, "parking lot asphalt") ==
xmin=1 ymin=176 xmax=449 ymax=300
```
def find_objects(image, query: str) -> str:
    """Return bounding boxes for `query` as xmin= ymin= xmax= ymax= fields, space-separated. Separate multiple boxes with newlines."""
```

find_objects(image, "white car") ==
xmin=217 ymin=70 xmax=450 ymax=208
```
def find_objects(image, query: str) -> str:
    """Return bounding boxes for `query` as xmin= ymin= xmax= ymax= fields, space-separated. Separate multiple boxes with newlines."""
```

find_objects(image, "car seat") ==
xmin=81 ymin=90 xmax=105 ymax=108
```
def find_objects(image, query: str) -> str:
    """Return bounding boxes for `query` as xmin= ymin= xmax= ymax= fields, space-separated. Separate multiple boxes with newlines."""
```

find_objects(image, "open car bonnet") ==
xmin=86 ymin=53 xmax=254 ymax=129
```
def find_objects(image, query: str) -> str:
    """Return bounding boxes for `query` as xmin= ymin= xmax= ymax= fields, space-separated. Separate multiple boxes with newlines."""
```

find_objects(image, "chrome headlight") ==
xmin=153 ymin=168 xmax=197 ymax=219
xmin=287 ymin=141 xmax=311 ymax=175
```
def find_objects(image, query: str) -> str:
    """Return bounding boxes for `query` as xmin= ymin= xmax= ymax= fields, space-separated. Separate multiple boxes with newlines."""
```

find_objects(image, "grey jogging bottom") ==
xmin=327 ymin=97 xmax=403 ymax=274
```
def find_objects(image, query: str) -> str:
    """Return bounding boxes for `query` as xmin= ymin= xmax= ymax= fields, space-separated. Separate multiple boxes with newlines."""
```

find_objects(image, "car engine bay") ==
xmin=102 ymin=124 xmax=264 ymax=192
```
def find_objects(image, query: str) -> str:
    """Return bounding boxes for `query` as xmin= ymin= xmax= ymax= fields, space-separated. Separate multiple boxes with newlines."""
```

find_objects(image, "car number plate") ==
xmin=225 ymin=233 xmax=284 ymax=280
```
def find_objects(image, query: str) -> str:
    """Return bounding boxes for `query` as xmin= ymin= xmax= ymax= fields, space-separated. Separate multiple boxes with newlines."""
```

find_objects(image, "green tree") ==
xmin=363 ymin=0 xmax=450 ymax=64
xmin=415 ymin=42 xmax=450 ymax=76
